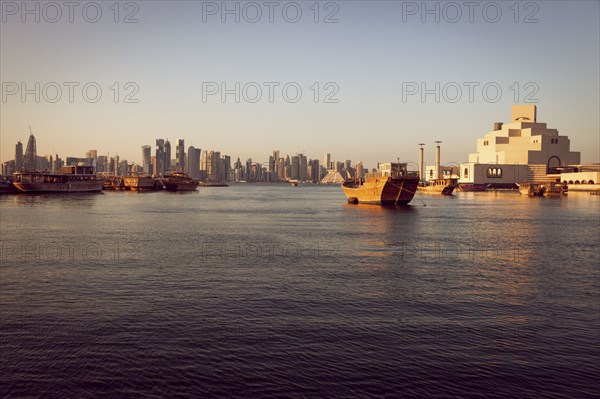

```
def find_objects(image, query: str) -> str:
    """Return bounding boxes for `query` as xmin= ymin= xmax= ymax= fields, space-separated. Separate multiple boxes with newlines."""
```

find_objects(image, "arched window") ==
xmin=486 ymin=167 xmax=503 ymax=178
xmin=464 ymin=168 xmax=468 ymax=178
xmin=547 ymin=156 xmax=561 ymax=174
xmin=430 ymin=169 xmax=433 ymax=178
xmin=589 ymin=180 xmax=595 ymax=184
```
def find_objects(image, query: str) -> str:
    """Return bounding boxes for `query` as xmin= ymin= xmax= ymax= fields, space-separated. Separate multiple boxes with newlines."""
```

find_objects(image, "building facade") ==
xmin=459 ymin=105 xmax=581 ymax=187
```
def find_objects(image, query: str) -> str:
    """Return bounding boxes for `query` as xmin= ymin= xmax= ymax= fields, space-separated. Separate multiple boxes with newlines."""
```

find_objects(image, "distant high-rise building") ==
xmin=23 ymin=133 xmax=37 ymax=171
xmin=355 ymin=162 xmax=364 ymax=181
xmin=272 ymin=150 xmax=280 ymax=175
xmin=222 ymin=155 xmax=231 ymax=181
xmin=206 ymin=151 xmax=215 ymax=180
xmin=246 ymin=158 xmax=253 ymax=181
xmin=176 ymin=139 xmax=185 ymax=171
xmin=234 ymin=157 xmax=243 ymax=181
xmin=97 ymin=155 xmax=108 ymax=173
xmin=86 ymin=150 xmax=98 ymax=169
xmin=113 ymin=155 xmax=120 ymax=176
xmin=2 ymin=160 xmax=16 ymax=175
xmin=141 ymin=145 xmax=152 ymax=174
xmin=15 ymin=141 xmax=23 ymax=171
xmin=151 ymin=156 xmax=157 ymax=176
xmin=118 ymin=159 xmax=128 ymax=176
xmin=155 ymin=139 xmax=165 ymax=176
xmin=200 ymin=150 xmax=208 ymax=180
xmin=299 ymin=154 xmax=308 ymax=181
xmin=291 ymin=156 xmax=299 ymax=179
xmin=268 ymin=156 xmax=275 ymax=174
xmin=324 ymin=153 xmax=331 ymax=169
xmin=277 ymin=158 xmax=285 ymax=180
xmin=284 ymin=155 xmax=291 ymax=180
xmin=164 ymin=140 xmax=171 ymax=171
xmin=309 ymin=159 xmax=320 ymax=182
xmin=186 ymin=146 xmax=201 ymax=179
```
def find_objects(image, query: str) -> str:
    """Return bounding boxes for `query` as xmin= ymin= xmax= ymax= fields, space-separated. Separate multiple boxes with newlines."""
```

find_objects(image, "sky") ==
xmin=1 ymin=0 xmax=599 ymax=168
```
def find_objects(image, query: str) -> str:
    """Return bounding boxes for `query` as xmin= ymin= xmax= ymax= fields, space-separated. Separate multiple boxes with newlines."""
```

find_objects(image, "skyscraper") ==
xmin=299 ymin=153 xmax=308 ymax=181
xmin=200 ymin=150 xmax=208 ymax=180
xmin=323 ymin=153 xmax=331 ymax=169
xmin=277 ymin=158 xmax=285 ymax=180
xmin=284 ymin=155 xmax=291 ymax=180
xmin=97 ymin=155 xmax=107 ymax=173
xmin=141 ymin=145 xmax=152 ymax=174
xmin=309 ymin=159 xmax=320 ymax=182
xmin=23 ymin=133 xmax=37 ymax=171
xmin=222 ymin=155 xmax=231 ymax=181
xmin=206 ymin=151 xmax=221 ymax=181
xmin=245 ymin=158 xmax=253 ymax=181
xmin=164 ymin=140 xmax=171 ymax=171
xmin=291 ymin=155 xmax=299 ymax=179
xmin=268 ymin=156 xmax=275 ymax=175
xmin=14 ymin=141 xmax=23 ymax=171
xmin=155 ymin=139 xmax=165 ymax=176
xmin=176 ymin=139 xmax=185 ymax=171
xmin=186 ymin=146 xmax=201 ymax=178
xmin=86 ymin=150 xmax=98 ymax=168
xmin=272 ymin=150 xmax=280 ymax=177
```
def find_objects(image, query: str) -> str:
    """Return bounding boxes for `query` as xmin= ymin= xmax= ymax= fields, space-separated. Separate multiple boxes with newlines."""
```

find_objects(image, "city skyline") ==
xmin=1 ymin=1 xmax=599 ymax=166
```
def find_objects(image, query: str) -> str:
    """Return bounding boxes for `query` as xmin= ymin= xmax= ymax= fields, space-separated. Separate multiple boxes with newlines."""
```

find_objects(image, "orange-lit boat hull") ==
xmin=342 ymin=178 xmax=419 ymax=205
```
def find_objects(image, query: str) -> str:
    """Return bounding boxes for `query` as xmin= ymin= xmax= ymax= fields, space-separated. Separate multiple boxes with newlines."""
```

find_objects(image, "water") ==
xmin=1 ymin=186 xmax=599 ymax=398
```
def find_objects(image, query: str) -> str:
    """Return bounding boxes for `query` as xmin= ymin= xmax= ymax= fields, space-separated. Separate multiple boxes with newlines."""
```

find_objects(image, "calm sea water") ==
xmin=1 ymin=185 xmax=599 ymax=398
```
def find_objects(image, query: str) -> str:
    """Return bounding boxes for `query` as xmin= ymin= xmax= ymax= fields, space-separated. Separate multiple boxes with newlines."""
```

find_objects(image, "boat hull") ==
xmin=161 ymin=172 xmax=198 ymax=191
xmin=418 ymin=185 xmax=456 ymax=195
xmin=0 ymin=179 xmax=19 ymax=194
xmin=418 ymin=179 xmax=458 ymax=195
xmin=518 ymin=182 xmax=567 ymax=197
xmin=343 ymin=178 xmax=419 ymax=205
xmin=458 ymin=184 xmax=488 ymax=192
xmin=198 ymin=182 xmax=229 ymax=187
xmin=123 ymin=176 xmax=159 ymax=191
xmin=164 ymin=182 xmax=198 ymax=191
xmin=13 ymin=180 xmax=105 ymax=193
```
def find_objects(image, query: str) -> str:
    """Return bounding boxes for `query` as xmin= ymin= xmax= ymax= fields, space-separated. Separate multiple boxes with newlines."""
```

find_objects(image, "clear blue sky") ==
xmin=1 ymin=0 xmax=598 ymax=168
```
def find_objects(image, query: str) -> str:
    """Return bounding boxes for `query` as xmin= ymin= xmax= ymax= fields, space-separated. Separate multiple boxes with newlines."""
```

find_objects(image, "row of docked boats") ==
xmin=340 ymin=161 xmax=570 ymax=206
xmin=1 ymin=168 xmax=227 ymax=194
xmin=103 ymin=172 xmax=201 ymax=192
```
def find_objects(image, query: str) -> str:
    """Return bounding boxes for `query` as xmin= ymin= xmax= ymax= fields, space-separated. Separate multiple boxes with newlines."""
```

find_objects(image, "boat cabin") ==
xmin=61 ymin=165 xmax=94 ymax=175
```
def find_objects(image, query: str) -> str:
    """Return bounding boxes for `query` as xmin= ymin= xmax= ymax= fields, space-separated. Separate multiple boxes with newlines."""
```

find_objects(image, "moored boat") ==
xmin=518 ymin=181 xmax=567 ymax=197
xmin=198 ymin=181 xmax=229 ymax=187
xmin=13 ymin=166 xmax=105 ymax=193
xmin=123 ymin=175 xmax=161 ymax=191
xmin=103 ymin=176 xmax=125 ymax=191
xmin=342 ymin=162 xmax=419 ymax=205
xmin=418 ymin=178 xmax=458 ymax=195
xmin=162 ymin=172 xmax=198 ymax=191
xmin=0 ymin=175 xmax=19 ymax=194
